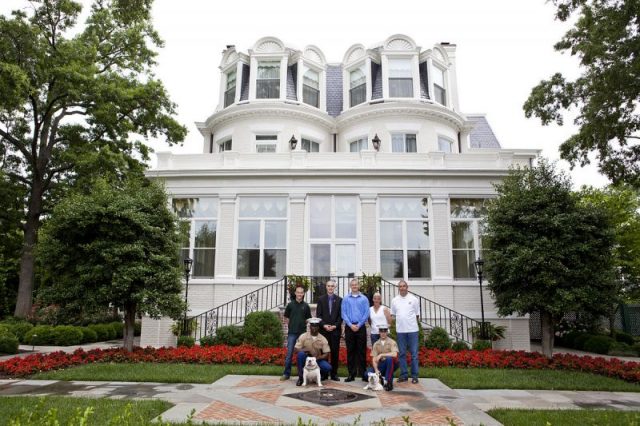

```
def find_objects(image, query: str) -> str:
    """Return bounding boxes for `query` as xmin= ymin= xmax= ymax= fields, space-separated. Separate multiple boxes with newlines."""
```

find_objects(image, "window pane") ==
xmin=256 ymin=135 xmax=277 ymax=140
xmin=433 ymin=66 xmax=445 ymax=87
xmin=350 ymin=138 xmax=367 ymax=152
xmin=407 ymin=221 xmax=429 ymax=249
xmin=391 ymin=134 xmax=404 ymax=152
xmin=257 ymin=80 xmax=279 ymax=99
xmin=301 ymin=138 xmax=319 ymax=152
xmin=226 ymin=70 xmax=236 ymax=89
xmin=224 ymin=88 xmax=235 ymax=107
xmin=380 ymin=221 xmax=402 ymax=248
xmin=408 ymin=250 xmax=430 ymax=279
xmin=237 ymin=249 xmax=260 ymax=278
xmin=265 ymin=221 xmax=286 ymax=248
xmin=179 ymin=248 xmax=189 ymax=266
xmin=310 ymin=196 xmax=331 ymax=238
xmin=438 ymin=137 xmax=452 ymax=152
xmin=350 ymin=67 xmax=366 ymax=88
xmin=453 ymin=250 xmax=475 ymax=279
xmin=450 ymin=199 xmax=488 ymax=218
xmin=379 ymin=197 xmax=428 ymax=218
xmin=193 ymin=248 xmax=215 ymax=277
xmin=257 ymin=61 xmax=280 ymax=79
xmin=303 ymin=85 xmax=319 ymax=108
xmin=389 ymin=79 xmax=413 ymax=97
xmin=195 ymin=221 xmax=216 ymax=247
xmin=173 ymin=198 xmax=218 ymax=218
xmin=381 ymin=250 xmax=403 ymax=279
xmin=238 ymin=220 xmax=260 ymax=248
xmin=336 ymin=245 xmax=356 ymax=277
xmin=335 ymin=196 xmax=357 ymax=238
xmin=263 ymin=249 xmax=286 ymax=278
xmin=350 ymin=84 xmax=366 ymax=107
xmin=303 ymin=69 xmax=319 ymax=89
xmin=311 ymin=244 xmax=331 ymax=276
xmin=256 ymin=144 xmax=276 ymax=153
xmin=178 ymin=221 xmax=190 ymax=247
xmin=451 ymin=221 xmax=474 ymax=249
xmin=239 ymin=197 xmax=287 ymax=218
xmin=405 ymin=134 xmax=417 ymax=152
xmin=434 ymin=85 xmax=446 ymax=105
xmin=389 ymin=59 xmax=412 ymax=78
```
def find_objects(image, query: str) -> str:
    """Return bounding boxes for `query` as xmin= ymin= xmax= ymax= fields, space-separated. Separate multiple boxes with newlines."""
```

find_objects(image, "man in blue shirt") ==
xmin=341 ymin=278 xmax=370 ymax=382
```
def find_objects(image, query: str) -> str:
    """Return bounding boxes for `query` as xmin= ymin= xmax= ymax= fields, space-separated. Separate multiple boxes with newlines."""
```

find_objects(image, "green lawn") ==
xmin=488 ymin=408 xmax=640 ymax=426
xmin=0 ymin=396 xmax=172 ymax=426
xmin=32 ymin=363 xmax=640 ymax=392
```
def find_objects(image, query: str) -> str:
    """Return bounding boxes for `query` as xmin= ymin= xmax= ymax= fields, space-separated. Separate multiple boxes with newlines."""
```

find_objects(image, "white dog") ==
xmin=363 ymin=372 xmax=384 ymax=391
xmin=302 ymin=356 xmax=323 ymax=387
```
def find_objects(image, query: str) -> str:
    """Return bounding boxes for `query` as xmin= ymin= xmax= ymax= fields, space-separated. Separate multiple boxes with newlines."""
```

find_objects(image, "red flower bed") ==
xmin=1 ymin=346 xmax=639 ymax=384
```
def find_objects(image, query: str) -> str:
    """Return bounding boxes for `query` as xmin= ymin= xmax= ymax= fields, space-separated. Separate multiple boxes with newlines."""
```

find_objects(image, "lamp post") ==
xmin=182 ymin=257 xmax=193 ymax=335
xmin=289 ymin=135 xmax=298 ymax=150
xmin=371 ymin=134 xmax=381 ymax=151
xmin=473 ymin=258 xmax=487 ymax=340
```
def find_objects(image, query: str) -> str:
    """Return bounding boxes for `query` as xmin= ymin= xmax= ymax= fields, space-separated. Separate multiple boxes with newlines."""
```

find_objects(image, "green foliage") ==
xmin=79 ymin=327 xmax=98 ymax=344
xmin=286 ymin=275 xmax=310 ymax=293
xmin=424 ymin=327 xmax=451 ymax=350
xmin=608 ymin=342 xmax=637 ymax=357
xmin=109 ymin=322 xmax=124 ymax=339
xmin=134 ymin=320 xmax=142 ymax=336
xmin=574 ymin=333 xmax=594 ymax=351
xmin=359 ymin=272 xmax=382 ymax=294
xmin=523 ymin=1 xmax=640 ymax=187
xmin=562 ymin=331 xmax=589 ymax=349
xmin=451 ymin=340 xmax=470 ymax=351
xmin=472 ymin=340 xmax=492 ymax=351
xmin=198 ymin=335 xmax=215 ymax=347
xmin=470 ymin=323 xmax=507 ymax=341
xmin=583 ymin=335 xmax=615 ymax=355
xmin=38 ymin=178 xmax=184 ymax=351
xmin=212 ymin=325 xmax=245 ymax=346
xmin=633 ymin=342 xmax=640 ymax=357
xmin=243 ymin=311 xmax=283 ymax=348
xmin=0 ymin=172 xmax=23 ymax=319
xmin=0 ymin=330 xmax=19 ymax=354
xmin=485 ymin=160 xmax=617 ymax=355
xmin=51 ymin=326 xmax=83 ymax=346
xmin=614 ymin=331 xmax=635 ymax=346
xmin=24 ymin=325 xmax=55 ymax=345
xmin=177 ymin=336 xmax=195 ymax=348
xmin=88 ymin=324 xmax=111 ymax=342
xmin=0 ymin=320 xmax=33 ymax=343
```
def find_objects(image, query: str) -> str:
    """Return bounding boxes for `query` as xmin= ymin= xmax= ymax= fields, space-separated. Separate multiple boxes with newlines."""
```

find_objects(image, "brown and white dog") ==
xmin=302 ymin=356 xmax=323 ymax=387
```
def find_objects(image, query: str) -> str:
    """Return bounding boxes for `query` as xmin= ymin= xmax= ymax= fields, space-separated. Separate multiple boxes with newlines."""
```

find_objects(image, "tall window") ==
xmin=391 ymin=133 xmax=417 ymax=152
xmin=379 ymin=197 xmax=430 ymax=280
xmin=173 ymin=197 xmax=218 ymax=278
xmin=301 ymin=138 xmax=319 ymax=152
xmin=256 ymin=135 xmax=277 ymax=153
xmin=437 ymin=136 xmax=453 ymax=153
xmin=309 ymin=196 xmax=358 ymax=276
xmin=349 ymin=66 xmax=366 ymax=107
xmin=224 ymin=70 xmax=236 ymax=107
xmin=237 ymin=197 xmax=287 ymax=279
xmin=433 ymin=66 xmax=446 ymax=106
xmin=257 ymin=61 xmax=280 ymax=99
xmin=303 ymin=68 xmax=320 ymax=108
xmin=219 ymin=139 xmax=232 ymax=152
xmin=349 ymin=137 xmax=367 ymax=152
xmin=388 ymin=58 xmax=413 ymax=97
xmin=451 ymin=199 xmax=488 ymax=279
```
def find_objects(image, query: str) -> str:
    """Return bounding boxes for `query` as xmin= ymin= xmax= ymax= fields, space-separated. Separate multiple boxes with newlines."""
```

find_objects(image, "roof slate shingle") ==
xmin=326 ymin=65 xmax=343 ymax=117
xmin=468 ymin=115 xmax=501 ymax=148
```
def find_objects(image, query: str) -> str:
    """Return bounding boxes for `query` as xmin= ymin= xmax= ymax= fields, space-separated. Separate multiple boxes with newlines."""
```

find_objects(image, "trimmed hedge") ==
xmin=584 ymin=336 xmax=615 ymax=355
xmin=0 ymin=332 xmax=19 ymax=354
xmin=425 ymin=327 xmax=451 ymax=350
xmin=51 ymin=326 xmax=83 ymax=346
xmin=243 ymin=312 xmax=283 ymax=348
xmin=88 ymin=324 xmax=111 ymax=342
xmin=614 ymin=331 xmax=635 ymax=346
xmin=3 ymin=321 xmax=33 ymax=343
xmin=177 ymin=336 xmax=195 ymax=347
xmin=24 ymin=325 xmax=56 ymax=345
xmin=451 ymin=340 xmax=470 ymax=351
xmin=472 ymin=340 xmax=492 ymax=351
xmin=110 ymin=322 xmax=124 ymax=339
xmin=212 ymin=325 xmax=244 ymax=346
xmin=79 ymin=327 xmax=98 ymax=344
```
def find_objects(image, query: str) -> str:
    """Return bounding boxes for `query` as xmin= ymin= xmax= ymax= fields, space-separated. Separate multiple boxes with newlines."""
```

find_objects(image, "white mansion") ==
xmin=142 ymin=35 xmax=537 ymax=350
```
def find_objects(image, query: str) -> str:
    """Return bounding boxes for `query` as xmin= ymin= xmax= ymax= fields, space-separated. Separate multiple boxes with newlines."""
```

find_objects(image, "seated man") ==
xmin=367 ymin=322 xmax=399 ymax=391
xmin=294 ymin=317 xmax=332 ymax=386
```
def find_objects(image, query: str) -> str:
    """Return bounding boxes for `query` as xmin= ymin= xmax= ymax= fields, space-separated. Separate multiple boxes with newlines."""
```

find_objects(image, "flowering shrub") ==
xmin=1 ymin=346 xmax=640 ymax=384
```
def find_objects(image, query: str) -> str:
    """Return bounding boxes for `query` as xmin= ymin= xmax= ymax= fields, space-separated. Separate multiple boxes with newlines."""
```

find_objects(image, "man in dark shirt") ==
xmin=281 ymin=284 xmax=311 ymax=381
xmin=315 ymin=279 xmax=342 ymax=381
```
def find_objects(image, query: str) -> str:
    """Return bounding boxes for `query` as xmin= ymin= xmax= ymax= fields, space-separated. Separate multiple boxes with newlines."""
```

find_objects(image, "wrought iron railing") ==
xmin=184 ymin=275 xmax=481 ymax=344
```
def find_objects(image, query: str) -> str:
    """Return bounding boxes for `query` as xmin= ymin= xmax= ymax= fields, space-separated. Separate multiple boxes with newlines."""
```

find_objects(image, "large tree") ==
xmin=0 ymin=0 xmax=186 ymax=317
xmin=484 ymin=160 xmax=617 ymax=357
xmin=38 ymin=178 xmax=184 ymax=351
xmin=523 ymin=0 xmax=640 ymax=187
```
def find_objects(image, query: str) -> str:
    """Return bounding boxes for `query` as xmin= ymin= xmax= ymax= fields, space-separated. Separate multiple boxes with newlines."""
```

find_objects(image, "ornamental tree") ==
xmin=0 ymin=0 xmax=186 ymax=317
xmin=484 ymin=160 xmax=617 ymax=357
xmin=523 ymin=0 xmax=640 ymax=187
xmin=37 ymin=178 xmax=184 ymax=351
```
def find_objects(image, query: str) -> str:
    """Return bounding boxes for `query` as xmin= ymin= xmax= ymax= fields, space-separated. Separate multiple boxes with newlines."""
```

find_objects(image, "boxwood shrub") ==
xmin=213 ymin=325 xmax=244 ymax=346
xmin=109 ymin=322 xmax=124 ymax=339
xmin=79 ymin=327 xmax=98 ymax=344
xmin=472 ymin=339 xmax=492 ymax=351
xmin=177 ymin=336 xmax=195 ymax=347
xmin=3 ymin=321 xmax=33 ymax=343
xmin=583 ymin=335 xmax=615 ymax=355
xmin=573 ymin=333 xmax=594 ymax=350
xmin=52 ymin=326 xmax=83 ymax=346
xmin=451 ymin=340 xmax=470 ymax=351
xmin=614 ymin=331 xmax=635 ymax=346
xmin=0 ymin=331 xmax=19 ymax=354
xmin=24 ymin=325 xmax=56 ymax=345
xmin=88 ymin=324 xmax=111 ymax=342
xmin=243 ymin=311 xmax=283 ymax=348
xmin=424 ymin=327 xmax=451 ymax=350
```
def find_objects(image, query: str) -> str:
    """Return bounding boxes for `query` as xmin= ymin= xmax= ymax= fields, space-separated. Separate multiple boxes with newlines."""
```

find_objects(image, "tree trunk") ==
xmin=540 ymin=310 xmax=554 ymax=357
xmin=123 ymin=301 xmax=136 ymax=352
xmin=14 ymin=185 xmax=44 ymax=318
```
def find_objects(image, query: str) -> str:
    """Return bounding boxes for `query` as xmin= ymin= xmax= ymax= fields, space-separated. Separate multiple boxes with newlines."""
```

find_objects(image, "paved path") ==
xmin=3 ymin=376 xmax=640 ymax=425
xmin=0 ymin=338 xmax=141 ymax=361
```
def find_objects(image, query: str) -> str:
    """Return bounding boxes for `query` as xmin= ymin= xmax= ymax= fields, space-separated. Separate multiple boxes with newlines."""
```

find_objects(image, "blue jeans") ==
xmin=367 ymin=357 xmax=398 ymax=384
xmin=296 ymin=352 xmax=332 ymax=379
xmin=370 ymin=333 xmax=380 ymax=346
xmin=396 ymin=331 xmax=419 ymax=379
xmin=283 ymin=333 xmax=301 ymax=377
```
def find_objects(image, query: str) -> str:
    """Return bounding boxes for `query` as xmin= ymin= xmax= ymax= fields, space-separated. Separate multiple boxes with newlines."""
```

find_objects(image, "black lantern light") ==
xmin=372 ymin=134 xmax=381 ymax=151
xmin=182 ymin=257 xmax=193 ymax=334
xmin=473 ymin=258 xmax=487 ymax=340
xmin=289 ymin=135 xmax=298 ymax=150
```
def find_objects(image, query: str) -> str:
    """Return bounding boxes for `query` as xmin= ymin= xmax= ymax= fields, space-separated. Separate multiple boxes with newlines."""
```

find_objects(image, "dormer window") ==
xmin=388 ymin=58 xmax=413 ymax=98
xmin=391 ymin=133 xmax=417 ymax=152
xmin=349 ymin=67 xmax=366 ymax=107
xmin=433 ymin=66 xmax=446 ymax=106
xmin=219 ymin=139 xmax=232 ymax=152
xmin=256 ymin=61 xmax=280 ymax=99
xmin=349 ymin=137 xmax=368 ymax=152
xmin=303 ymin=68 xmax=320 ymax=108
xmin=224 ymin=70 xmax=236 ymax=107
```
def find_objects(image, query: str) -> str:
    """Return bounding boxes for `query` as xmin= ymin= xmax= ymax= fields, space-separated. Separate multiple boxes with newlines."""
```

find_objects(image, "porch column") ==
xmin=215 ymin=194 xmax=237 ymax=278
xmin=360 ymin=194 xmax=378 ymax=274
xmin=288 ymin=193 xmax=306 ymax=274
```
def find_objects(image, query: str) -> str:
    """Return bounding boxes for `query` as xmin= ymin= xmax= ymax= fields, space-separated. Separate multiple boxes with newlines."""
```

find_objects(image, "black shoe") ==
xmin=296 ymin=378 xmax=303 ymax=386
xmin=397 ymin=377 xmax=408 ymax=383
xmin=345 ymin=376 xmax=355 ymax=382
xmin=384 ymin=382 xmax=393 ymax=391
xmin=411 ymin=378 xmax=419 ymax=384
xmin=331 ymin=376 xmax=341 ymax=382
xmin=379 ymin=376 xmax=385 ymax=387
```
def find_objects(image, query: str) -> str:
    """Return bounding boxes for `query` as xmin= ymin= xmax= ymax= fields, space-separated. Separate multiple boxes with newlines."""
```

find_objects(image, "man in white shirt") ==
xmin=390 ymin=280 xmax=420 ymax=384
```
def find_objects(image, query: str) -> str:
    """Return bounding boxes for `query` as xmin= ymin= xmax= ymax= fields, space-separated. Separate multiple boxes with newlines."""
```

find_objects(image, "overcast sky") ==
xmin=3 ymin=0 xmax=610 ymax=188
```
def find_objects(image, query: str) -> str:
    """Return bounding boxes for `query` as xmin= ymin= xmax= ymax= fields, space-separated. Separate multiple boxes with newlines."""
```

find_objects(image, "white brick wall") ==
xmin=140 ymin=316 xmax=176 ymax=348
